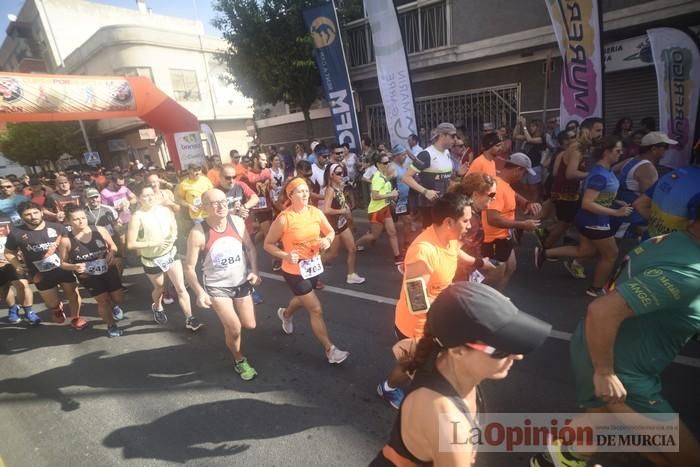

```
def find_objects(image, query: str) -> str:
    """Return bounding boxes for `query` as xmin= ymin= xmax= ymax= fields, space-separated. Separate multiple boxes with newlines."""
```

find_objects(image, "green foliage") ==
xmin=0 ymin=121 xmax=87 ymax=165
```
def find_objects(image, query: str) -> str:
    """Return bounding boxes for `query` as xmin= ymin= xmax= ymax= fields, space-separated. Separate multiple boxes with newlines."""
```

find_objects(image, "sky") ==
xmin=1 ymin=0 xmax=221 ymax=41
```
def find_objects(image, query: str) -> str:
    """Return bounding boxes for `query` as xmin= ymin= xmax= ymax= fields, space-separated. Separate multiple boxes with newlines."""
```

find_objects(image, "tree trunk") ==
xmin=302 ymin=107 xmax=314 ymax=142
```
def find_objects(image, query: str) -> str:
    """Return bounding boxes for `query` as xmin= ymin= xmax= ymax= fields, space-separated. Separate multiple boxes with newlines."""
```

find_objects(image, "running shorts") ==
xmin=78 ymin=266 xmax=122 ymax=297
xmin=282 ymin=270 xmax=318 ymax=296
xmin=0 ymin=264 xmax=20 ymax=286
xmin=205 ymin=281 xmax=253 ymax=299
xmin=481 ymin=238 xmax=514 ymax=263
xmin=143 ymin=258 xmax=181 ymax=275
xmin=577 ymin=225 xmax=614 ymax=240
xmin=369 ymin=205 xmax=392 ymax=225
xmin=33 ymin=268 xmax=77 ymax=291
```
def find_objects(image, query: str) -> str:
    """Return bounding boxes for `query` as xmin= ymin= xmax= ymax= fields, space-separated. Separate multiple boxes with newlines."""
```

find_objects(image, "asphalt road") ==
xmin=1 ymin=218 xmax=698 ymax=467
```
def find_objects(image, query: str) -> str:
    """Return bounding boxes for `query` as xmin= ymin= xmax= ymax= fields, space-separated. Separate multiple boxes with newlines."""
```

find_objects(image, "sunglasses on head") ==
xmin=465 ymin=342 xmax=510 ymax=359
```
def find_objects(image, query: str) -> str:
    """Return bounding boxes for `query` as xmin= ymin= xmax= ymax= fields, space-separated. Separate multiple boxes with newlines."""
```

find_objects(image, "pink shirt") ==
xmin=100 ymin=186 xmax=134 ymax=223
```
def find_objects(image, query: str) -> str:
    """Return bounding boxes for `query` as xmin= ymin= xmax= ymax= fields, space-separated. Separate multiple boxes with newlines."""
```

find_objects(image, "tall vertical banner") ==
xmin=647 ymin=28 xmax=700 ymax=168
xmin=303 ymin=2 xmax=361 ymax=152
xmin=364 ymin=0 xmax=417 ymax=148
xmin=545 ymin=0 xmax=603 ymax=125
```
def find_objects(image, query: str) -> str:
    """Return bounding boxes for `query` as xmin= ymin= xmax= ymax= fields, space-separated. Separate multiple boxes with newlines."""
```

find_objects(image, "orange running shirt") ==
xmin=482 ymin=176 xmax=516 ymax=242
xmin=395 ymin=226 xmax=460 ymax=339
xmin=466 ymin=154 xmax=497 ymax=178
xmin=280 ymin=205 xmax=331 ymax=275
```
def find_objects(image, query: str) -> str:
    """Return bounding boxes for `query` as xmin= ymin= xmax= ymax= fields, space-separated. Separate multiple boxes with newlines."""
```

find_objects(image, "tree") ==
xmin=213 ymin=0 xmax=327 ymax=140
xmin=0 ymin=121 xmax=88 ymax=165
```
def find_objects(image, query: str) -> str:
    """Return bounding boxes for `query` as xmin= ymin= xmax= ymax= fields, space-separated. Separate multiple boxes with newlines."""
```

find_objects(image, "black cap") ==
xmin=481 ymin=133 xmax=501 ymax=151
xmin=427 ymin=282 xmax=551 ymax=355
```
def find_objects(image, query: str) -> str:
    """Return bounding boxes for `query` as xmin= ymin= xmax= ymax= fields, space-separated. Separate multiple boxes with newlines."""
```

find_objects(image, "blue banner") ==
xmin=303 ymin=2 xmax=361 ymax=152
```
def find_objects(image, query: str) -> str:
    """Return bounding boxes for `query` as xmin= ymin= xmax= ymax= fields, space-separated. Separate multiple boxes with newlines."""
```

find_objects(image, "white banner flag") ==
xmin=647 ymin=28 xmax=700 ymax=168
xmin=364 ymin=0 xmax=417 ymax=148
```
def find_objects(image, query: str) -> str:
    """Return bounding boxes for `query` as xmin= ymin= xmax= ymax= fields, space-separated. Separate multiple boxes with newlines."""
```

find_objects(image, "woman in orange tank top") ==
xmin=264 ymin=177 xmax=350 ymax=365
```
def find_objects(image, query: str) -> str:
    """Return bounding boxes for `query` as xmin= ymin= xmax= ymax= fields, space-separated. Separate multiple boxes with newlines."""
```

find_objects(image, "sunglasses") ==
xmin=207 ymin=200 xmax=228 ymax=207
xmin=465 ymin=342 xmax=510 ymax=359
xmin=487 ymin=192 xmax=497 ymax=199
xmin=333 ymin=151 xmax=344 ymax=155
xmin=319 ymin=154 xmax=329 ymax=159
xmin=224 ymin=175 xmax=236 ymax=180
xmin=1 ymin=185 xmax=14 ymax=189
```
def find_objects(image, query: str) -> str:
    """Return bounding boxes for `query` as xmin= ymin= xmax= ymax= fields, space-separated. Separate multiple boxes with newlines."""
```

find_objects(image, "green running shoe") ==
xmin=234 ymin=358 xmax=258 ymax=381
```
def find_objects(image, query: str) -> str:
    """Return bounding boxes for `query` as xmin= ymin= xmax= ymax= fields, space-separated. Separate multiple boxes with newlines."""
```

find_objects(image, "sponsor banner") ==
xmin=648 ymin=28 xmax=700 ymax=169
xmin=545 ymin=0 xmax=604 ymax=124
xmin=0 ymin=74 xmax=136 ymax=115
xmin=303 ymin=3 xmax=361 ymax=152
xmin=604 ymin=35 xmax=653 ymax=73
xmin=439 ymin=413 xmax=679 ymax=453
xmin=174 ymin=131 xmax=206 ymax=168
xmin=364 ymin=0 xmax=417 ymax=148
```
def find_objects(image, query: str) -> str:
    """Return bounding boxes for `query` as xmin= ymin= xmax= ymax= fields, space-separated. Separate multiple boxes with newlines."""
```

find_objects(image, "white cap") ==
xmin=641 ymin=131 xmax=677 ymax=146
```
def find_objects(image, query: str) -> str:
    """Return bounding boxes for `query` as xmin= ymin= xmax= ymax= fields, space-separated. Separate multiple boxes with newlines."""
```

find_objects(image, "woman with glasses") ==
xmin=356 ymin=154 xmax=403 ymax=265
xmin=321 ymin=163 xmax=365 ymax=284
xmin=127 ymin=185 xmax=203 ymax=331
xmin=536 ymin=136 xmax=633 ymax=297
xmin=263 ymin=177 xmax=349 ymax=364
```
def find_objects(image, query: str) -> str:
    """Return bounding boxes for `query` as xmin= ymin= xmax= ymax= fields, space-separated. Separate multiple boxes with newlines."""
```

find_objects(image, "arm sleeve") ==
xmin=585 ymin=174 xmax=607 ymax=192
xmin=411 ymin=150 xmax=431 ymax=172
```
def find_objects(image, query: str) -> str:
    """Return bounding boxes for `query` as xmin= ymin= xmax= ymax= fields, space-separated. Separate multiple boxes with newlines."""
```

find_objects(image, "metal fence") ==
xmin=366 ymin=84 xmax=521 ymax=148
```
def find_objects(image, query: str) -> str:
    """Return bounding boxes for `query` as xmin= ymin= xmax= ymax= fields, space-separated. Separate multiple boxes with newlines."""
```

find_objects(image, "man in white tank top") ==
xmin=184 ymin=189 xmax=262 ymax=381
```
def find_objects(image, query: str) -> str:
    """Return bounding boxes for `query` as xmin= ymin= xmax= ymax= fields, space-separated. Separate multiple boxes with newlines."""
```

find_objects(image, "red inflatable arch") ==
xmin=0 ymin=72 xmax=205 ymax=169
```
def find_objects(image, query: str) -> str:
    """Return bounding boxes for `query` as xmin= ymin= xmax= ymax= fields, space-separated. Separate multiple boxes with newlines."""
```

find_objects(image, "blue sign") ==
xmin=303 ymin=3 xmax=361 ymax=151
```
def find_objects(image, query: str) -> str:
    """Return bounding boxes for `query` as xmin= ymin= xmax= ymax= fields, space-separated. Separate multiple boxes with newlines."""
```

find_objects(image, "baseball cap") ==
xmin=85 ymin=188 xmax=100 ymax=198
xmin=641 ymin=131 xmax=677 ymax=147
xmin=430 ymin=122 xmax=457 ymax=141
xmin=507 ymin=152 xmax=536 ymax=175
xmin=315 ymin=144 xmax=330 ymax=156
xmin=481 ymin=133 xmax=501 ymax=151
xmin=482 ymin=122 xmax=495 ymax=132
xmin=428 ymin=282 xmax=551 ymax=354
xmin=391 ymin=144 xmax=407 ymax=156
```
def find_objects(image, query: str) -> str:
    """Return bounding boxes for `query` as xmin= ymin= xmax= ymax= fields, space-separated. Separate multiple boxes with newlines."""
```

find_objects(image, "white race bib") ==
xmin=10 ymin=212 xmax=21 ymax=226
xmin=32 ymin=253 xmax=61 ymax=272
xmin=255 ymin=197 xmax=268 ymax=210
xmin=153 ymin=252 xmax=175 ymax=272
xmin=85 ymin=258 xmax=108 ymax=276
xmin=395 ymin=203 xmax=408 ymax=215
xmin=337 ymin=215 xmax=347 ymax=229
xmin=299 ymin=255 xmax=323 ymax=279
xmin=193 ymin=197 xmax=202 ymax=208
xmin=468 ymin=270 xmax=486 ymax=284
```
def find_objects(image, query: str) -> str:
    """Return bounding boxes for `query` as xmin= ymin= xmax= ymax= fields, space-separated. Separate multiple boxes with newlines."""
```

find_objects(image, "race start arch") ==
xmin=0 ymin=72 xmax=205 ymax=169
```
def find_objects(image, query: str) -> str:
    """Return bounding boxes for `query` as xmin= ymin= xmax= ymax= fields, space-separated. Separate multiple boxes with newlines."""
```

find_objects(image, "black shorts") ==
xmin=0 ymin=264 xmax=20 ymax=286
xmin=481 ymin=238 xmax=514 ymax=263
xmin=205 ymin=281 xmax=253 ymax=299
xmin=34 ymin=267 xmax=77 ymax=291
xmin=78 ymin=266 xmax=122 ymax=297
xmin=577 ymin=226 xmax=614 ymax=240
xmin=254 ymin=210 xmax=273 ymax=224
xmin=282 ymin=270 xmax=319 ymax=296
xmin=408 ymin=189 xmax=420 ymax=215
xmin=554 ymin=200 xmax=579 ymax=224
xmin=143 ymin=258 xmax=180 ymax=275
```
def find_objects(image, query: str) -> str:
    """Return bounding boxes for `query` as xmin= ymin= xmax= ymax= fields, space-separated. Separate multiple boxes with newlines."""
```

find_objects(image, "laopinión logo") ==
xmin=310 ymin=17 xmax=336 ymax=48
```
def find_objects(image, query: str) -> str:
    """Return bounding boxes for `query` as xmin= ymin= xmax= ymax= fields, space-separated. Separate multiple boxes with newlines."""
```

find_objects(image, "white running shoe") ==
xmin=346 ymin=273 xmax=366 ymax=284
xmin=277 ymin=307 xmax=293 ymax=335
xmin=326 ymin=345 xmax=349 ymax=364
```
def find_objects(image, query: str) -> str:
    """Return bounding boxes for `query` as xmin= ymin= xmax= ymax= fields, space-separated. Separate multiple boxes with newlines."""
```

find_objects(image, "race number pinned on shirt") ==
xmin=153 ymin=252 xmax=175 ymax=272
xmin=10 ymin=212 xmax=22 ymax=226
xmin=468 ymin=270 xmax=486 ymax=284
xmin=395 ymin=202 xmax=408 ymax=215
xmin=299 ymin=255 xmax=323 ymax=279
xmin=32 ymin=253 xmax=61 ymax=272
xmin=255 ymin=197 xmax=268 ymax=210
xmin=85 ymin=258 xmax=108 ymax=276
xmin=193 ymin=197 xmax=202 ymax=209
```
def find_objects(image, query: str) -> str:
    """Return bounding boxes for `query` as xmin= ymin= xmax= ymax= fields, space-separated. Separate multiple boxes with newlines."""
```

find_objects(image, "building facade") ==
xmin=255 ymin=0 xmax=700 ymax=149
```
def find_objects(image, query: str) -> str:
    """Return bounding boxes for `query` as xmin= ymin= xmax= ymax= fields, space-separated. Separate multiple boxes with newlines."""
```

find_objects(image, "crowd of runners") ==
xmin=1 ymin=116 xmax=699 ymax=466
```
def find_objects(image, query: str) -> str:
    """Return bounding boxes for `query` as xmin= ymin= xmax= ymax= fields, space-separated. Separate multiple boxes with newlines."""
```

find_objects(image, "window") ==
xmin=169 ymin=69 xmax=201 ymax=102
xmin=115 ymin=66 xmax=154 ymax=82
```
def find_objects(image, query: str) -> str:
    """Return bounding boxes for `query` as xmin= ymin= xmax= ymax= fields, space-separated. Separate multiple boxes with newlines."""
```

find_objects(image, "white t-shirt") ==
xmin=311 ymin=162 xmax=327 ymax=208
xmin=363 ymin=165 xmax=378 ymax=182
xmin=410 ymin=144 xmax=424 ymax=156
xmin=344 ymin=152 xmax=358 ymax=180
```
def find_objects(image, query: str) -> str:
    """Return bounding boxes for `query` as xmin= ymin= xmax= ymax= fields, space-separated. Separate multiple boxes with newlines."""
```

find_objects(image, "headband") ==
xmin=285 ymin=178 xmax=307 ymax=198
xmin=329 ymin=163 xmax=341 ymax=175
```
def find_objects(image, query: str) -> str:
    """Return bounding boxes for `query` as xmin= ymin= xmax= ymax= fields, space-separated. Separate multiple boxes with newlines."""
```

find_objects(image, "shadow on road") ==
xmin=102 ymin=398 xmax=342 ymax=463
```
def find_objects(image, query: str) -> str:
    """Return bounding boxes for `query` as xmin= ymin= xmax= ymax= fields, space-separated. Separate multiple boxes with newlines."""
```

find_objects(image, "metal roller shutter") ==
xmin=604 ymin=67 xmax=658 ymax=134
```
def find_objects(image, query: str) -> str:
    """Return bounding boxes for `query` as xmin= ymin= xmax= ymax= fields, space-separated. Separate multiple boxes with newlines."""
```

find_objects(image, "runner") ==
xmin=263 ymin=176 xmax=349 ymax=364
xmin=389 ymin=144 xmax=415 ymax=252
xmin=144 ymin=172 xmax=180 ymax=213
xmin=43 ymin=175 xmax=81 ymax=223
xmin=536 ymin=137 xmax=633 ymax=297
xmin=175 ymin=163 xmax=214 ymax=224
xmin=372 ymin=282 xmax=550 ymax=466
xmin=466 ymin=132 xmax=502 ymax=178
xmin=320 ymin=162 xmax=366 ymax=284
xmin=58 ymin=205 xmax=124 ymax=337
xmin=184 ymin=189 xmax=260 ymax=380
xmin=0 ymin=216 xmax=38 ymax=325
xmin=126 ymin=186 xmax=202 ymax=331
xmin=0 ymin=178 xmax=28 ymax=226
xmin=241 ymin=152 xmax=273 ymax=244
xmin=531 ymin=224 xmax=700 ymax=467
xmin=217 ymin=164 xmax=259 ymax=219
xmin=4 ymin=202 xmax=83 ymax=329
xmin=377 ymin=193 xmax=493 ymax=408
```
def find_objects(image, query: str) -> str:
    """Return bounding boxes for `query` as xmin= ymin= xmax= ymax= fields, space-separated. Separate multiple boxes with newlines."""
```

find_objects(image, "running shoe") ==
xmin=563 ymin=260 xmax=586 ymax=279
xmin=356 ymin=245 xmax=366 ymax=252
xmin=162 ymin=290 xmax=175 ymax=305
xmin=7 ymin=305 xmax=20 ymax=324
xmin=112 ymin=305 xmax=125 ymax=321
xmin=346 ymin=273 xmax=366 ymax=284
xmin=585 ymin=286 xmax=607 ymax=298
xmin=534 ymin=226 xmax=547 ymax=248
xmin=234 ymin=358 xmax=258 ymax=381
xmin=52 ymin=303 xmax=66 ymax=324
xmin=152 ymin=303 xmax=168 ymax=324
xmin=529 ymin=438 xmax=586 ymax=467
xmin=252 ymin=289 xmax=263 ymax=304
xmin=314 ymin=280 xmax=325 ymax=290
xmin=185 ymin=316 xmax=203 ymax=331
xmin=377 ymin=383 xmax=405 ymax=410
xmin=272 ymin=259 xmax=282 ymax=272
xmin=534 ymin=246 xmax=546 ymax=270
xmin=277 ymin=307 xmax=293 ymax=335
xmin=107 ymin=324 xmax=123 ymax=338
xmin=326 ymin=345 xmax=349 ymax=364
xmin=24 ymin=309 xmax=41 ymax=326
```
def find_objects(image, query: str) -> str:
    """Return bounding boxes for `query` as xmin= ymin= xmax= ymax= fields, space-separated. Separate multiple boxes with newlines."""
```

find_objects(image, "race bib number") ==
xmin=255 ymin=197 xmax=268 ymax=210
xmin=153 ymin=252 xmax=175 ymax=272
xmin=10 ymin=212 xmax=21 ymax=226
xmin=395 ymin=203 xmax=408 ymax=215
xmin=33 ymin=253 xmax=61 ymax=272
xmin=299 ymin=255 xmax=323 ymax=279
xmin=193 ymin=197 xmax=202 ymax=209
xmin=85 ymin=258 xmax=108 ymax=276
xmin=217 ymin=254 xmax=242 ymax=268
xmin=337 ymin=215 xmax=347 ymax=229
xmin=113 ymin=198 xmax=129 ymax=211
xmin=468 ymin=270 xmax=485 ymax=284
